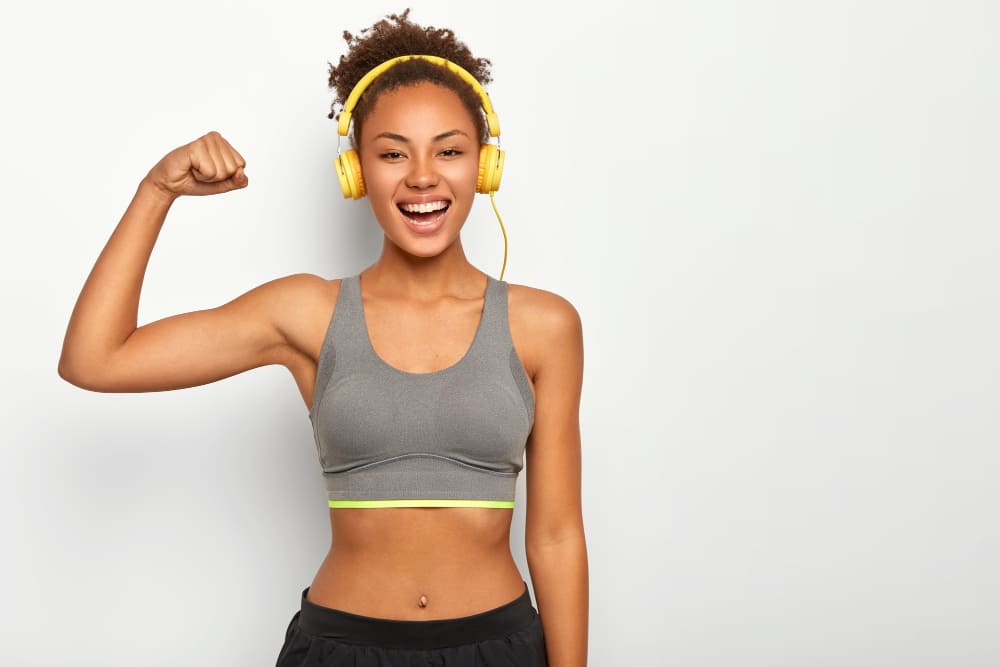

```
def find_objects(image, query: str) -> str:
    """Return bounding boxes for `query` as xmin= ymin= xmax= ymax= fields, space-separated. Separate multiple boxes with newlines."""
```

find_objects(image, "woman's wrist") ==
xmin=138 ymin=175 xmax=179 ymax=207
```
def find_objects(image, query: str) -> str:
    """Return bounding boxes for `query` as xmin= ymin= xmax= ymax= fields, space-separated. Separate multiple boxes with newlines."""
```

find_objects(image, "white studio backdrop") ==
xmin=1 ymin=0 xmax=998 ymax=665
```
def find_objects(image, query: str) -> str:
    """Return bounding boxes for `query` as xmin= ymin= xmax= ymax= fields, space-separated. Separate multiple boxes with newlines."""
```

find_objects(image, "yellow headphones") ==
xmin=334 ymin=54 xmax=504 ymax=200
xmin=333 ymin=54 xmax=510 ymax=278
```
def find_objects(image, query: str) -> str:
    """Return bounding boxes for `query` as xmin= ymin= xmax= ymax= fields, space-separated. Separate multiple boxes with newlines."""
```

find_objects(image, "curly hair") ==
xmin=327 ymin=9 xmax=494 ymax=147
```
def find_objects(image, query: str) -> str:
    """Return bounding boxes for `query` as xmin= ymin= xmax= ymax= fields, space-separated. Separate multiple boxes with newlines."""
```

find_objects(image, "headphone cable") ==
xmin=490 ymin=191 xmax=508 ymax=281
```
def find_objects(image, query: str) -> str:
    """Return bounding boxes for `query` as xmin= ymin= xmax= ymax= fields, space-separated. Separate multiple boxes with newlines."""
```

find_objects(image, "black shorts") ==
xmin=275 ymin=582 xmax=548 ymax=666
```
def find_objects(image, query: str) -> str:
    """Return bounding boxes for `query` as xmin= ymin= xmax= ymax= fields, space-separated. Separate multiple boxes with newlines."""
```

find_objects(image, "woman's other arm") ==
xmin=516 ymin=287 xmax=589 ymax=667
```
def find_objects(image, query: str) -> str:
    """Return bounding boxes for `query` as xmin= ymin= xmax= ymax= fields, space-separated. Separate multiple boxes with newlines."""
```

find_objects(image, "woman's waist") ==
xmin=298 ymin=575 xmax=537 ymax=645
xmin=327 ymin=505 xmax=514 ymax=547
xmin=309 ymin=549 xmax=525 ymax=620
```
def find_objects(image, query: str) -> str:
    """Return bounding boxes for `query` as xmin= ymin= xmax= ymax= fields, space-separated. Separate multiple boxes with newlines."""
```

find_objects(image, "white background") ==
xmin=2 ymin=1 xmax=999 ymax=665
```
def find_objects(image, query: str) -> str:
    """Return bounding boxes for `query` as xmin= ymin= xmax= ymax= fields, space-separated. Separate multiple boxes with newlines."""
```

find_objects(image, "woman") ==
xmin=59 ymin=10 xmax=587 ymax=666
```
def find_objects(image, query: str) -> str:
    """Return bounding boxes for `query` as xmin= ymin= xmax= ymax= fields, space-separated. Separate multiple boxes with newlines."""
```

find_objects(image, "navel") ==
xmin=417 ymin=594 xmax=429 ymax=608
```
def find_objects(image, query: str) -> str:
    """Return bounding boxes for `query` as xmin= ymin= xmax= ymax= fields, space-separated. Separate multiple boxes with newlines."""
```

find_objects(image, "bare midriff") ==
xmin=306 ymin=506 xmax=526 ymax=620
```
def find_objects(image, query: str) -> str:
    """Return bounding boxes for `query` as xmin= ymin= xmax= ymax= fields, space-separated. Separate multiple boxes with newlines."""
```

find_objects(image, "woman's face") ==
xmin=358 ymin=81 xmax=480 ymax=259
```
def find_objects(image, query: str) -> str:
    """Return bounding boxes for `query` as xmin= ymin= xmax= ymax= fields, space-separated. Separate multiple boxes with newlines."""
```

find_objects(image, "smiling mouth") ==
xmin=398 ymin=200 xmax=450 ymax=224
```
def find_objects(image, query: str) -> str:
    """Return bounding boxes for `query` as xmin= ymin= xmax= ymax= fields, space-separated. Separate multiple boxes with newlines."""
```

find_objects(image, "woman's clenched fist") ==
xmin=145 ymin=131 xmax=248 ymax=199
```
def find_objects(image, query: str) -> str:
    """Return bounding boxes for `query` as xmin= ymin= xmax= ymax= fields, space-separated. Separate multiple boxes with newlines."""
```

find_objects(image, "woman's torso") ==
xmin=281 ymin=270 xmax=536 ymax=620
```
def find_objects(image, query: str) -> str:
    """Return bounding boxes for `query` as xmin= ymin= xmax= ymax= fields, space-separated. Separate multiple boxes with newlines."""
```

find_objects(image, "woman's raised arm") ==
xmin=58 ymin=131 xmax=307 ymax=393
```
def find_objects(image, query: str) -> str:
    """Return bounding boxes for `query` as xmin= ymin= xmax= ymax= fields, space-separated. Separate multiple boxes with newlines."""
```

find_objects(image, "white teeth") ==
xmin=400 ymin=201 xmax=449 ymax=213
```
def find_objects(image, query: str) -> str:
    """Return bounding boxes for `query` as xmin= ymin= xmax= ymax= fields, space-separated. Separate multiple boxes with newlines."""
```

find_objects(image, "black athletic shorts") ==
xmin=275 ymin=583 xmax=548 ymax=666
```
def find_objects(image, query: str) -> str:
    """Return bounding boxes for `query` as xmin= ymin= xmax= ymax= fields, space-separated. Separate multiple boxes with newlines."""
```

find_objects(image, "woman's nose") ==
xmin=405 ymin=156 xmax=439 ymax=189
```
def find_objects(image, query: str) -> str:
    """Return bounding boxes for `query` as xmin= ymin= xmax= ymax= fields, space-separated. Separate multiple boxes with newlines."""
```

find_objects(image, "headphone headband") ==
xmin=337 ymin=55 xmax=500 ymax=139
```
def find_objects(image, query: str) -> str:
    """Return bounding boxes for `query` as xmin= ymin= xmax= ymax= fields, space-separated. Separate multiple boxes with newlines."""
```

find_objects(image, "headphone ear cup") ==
xmin=477 ymin=144 xmax=504 ymax=194
xmin=335 ymin=149 xmax=366 ymax=199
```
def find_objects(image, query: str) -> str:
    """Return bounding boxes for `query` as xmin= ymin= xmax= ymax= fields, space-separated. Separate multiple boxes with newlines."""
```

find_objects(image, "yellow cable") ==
xmin=490 ymin=191 xmax=508 ymax=281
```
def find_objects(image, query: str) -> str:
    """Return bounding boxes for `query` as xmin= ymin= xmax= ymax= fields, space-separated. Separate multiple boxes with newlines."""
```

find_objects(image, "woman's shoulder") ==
xmin=249 ymin=273 xmax=353 ymax=363
xmin=506 ymin=282 xmax=583 ymax=346
xmin=507 ymin=282 xmax=580 ymax=322
xmin=246 ymin=273 xmax=346 ymax=333
xmin=257 ymin=272 xmax=344 ymax=302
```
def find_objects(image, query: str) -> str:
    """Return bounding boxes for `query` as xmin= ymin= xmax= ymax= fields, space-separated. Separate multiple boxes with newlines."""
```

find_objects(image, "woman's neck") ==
xmin=364 ymin=237 xmax=485 ymax=298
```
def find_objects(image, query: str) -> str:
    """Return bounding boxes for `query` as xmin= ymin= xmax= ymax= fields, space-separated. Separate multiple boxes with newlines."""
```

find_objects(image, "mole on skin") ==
xmin=417 ymin=594 xmax=429 ymax=608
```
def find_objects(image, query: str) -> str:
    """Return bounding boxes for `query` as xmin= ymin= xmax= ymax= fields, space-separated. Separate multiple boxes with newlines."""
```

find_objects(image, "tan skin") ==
xmin=59 ymin=81 xmax=588 ymax=665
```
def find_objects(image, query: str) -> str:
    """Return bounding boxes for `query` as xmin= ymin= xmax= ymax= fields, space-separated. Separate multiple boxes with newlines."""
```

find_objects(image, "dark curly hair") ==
xmin=327 ymin=9 xmax=493 ymax=147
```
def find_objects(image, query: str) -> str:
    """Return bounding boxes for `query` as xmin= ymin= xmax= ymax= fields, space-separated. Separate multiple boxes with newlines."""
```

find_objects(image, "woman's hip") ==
xmin=275 ymin=581 xmax=547 ymax=666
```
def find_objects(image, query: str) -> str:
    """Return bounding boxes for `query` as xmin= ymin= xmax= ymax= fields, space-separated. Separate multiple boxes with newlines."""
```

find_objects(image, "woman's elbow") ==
xmin=57 ymin=354 xmax=111 ymax=392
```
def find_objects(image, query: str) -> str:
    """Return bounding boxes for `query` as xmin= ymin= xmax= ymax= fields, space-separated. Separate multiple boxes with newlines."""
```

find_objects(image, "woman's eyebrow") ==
xmin=432 ymin=129 xmax=469 ymax=141
xmin=374 ymin=129 xmax=470 ymax=142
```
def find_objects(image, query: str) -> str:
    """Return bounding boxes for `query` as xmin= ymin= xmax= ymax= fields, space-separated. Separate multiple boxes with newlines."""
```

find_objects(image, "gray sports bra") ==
xmin=308 ymin=274 xmax=536 ymax=509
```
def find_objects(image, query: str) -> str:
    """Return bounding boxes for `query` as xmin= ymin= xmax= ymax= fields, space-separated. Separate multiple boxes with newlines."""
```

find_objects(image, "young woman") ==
xmin=59 ymin=10 xmax=587 ymax=666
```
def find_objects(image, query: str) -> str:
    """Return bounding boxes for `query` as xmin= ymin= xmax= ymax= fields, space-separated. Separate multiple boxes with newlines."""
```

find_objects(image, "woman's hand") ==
xmin=144 ymin=131 xmax=248 ymax=199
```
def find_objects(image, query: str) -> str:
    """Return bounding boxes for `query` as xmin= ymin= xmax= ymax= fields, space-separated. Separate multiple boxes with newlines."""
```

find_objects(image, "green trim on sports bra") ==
xmin=328 ymin=499 xmax=516 ymax=509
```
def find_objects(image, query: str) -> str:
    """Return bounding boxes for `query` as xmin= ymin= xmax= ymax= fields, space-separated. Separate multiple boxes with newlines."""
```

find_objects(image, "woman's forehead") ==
xmin=362 ymin=82 xmax=478 ymax=140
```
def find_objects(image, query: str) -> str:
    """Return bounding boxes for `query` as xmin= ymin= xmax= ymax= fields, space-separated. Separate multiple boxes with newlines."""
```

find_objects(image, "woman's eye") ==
xmin=381 ymin=151 xmax=404 ymax=160
xmin=440 ymin=148 xmax=462 ymax=157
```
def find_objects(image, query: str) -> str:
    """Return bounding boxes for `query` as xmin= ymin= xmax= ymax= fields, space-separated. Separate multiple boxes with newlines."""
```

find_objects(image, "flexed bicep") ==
xmin=63 ymin=275 xmax=308 ymax=393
